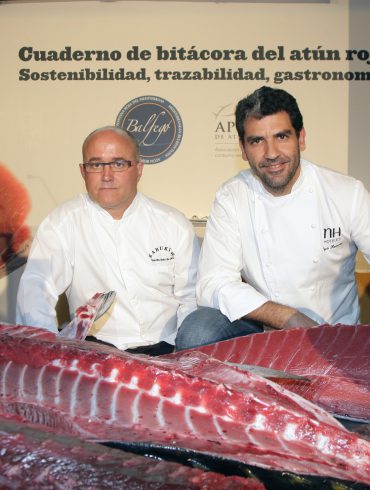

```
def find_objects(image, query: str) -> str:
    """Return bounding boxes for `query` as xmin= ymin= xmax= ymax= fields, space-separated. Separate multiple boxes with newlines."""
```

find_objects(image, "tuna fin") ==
xmin=58 ymin=291 xmax=116 ymax=341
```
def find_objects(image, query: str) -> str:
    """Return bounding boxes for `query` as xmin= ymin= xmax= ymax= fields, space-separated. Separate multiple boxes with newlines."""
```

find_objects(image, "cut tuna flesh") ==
xmin=58 ymin=290 xmax=116 ymax=340
xmin=189 ymin=324 xmax=370 ymax=421
xmin=0 ymin=415 xmax=261 ymax=489
xmin=0 ymin=323 xmax=369 ymax=485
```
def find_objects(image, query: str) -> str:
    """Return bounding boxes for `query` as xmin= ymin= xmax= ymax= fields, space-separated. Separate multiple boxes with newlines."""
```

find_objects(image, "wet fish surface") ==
xmin=191 ymin=324 xmax=370 ymax=422
xmin=101 ymin=440 xmax=370 ymax=490
xmin=0 ymin=415 xmax=260 ymax=489
xmin=0 ymin=323 xmax=369 ymax=485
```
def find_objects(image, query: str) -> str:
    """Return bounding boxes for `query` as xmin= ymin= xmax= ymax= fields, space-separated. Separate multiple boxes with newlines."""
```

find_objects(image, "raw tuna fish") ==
xmin=58 ymin=290 xmax=116 ymax=340
xmin=190 ymin=325 xmax=370 ymax=422
xmin=0 ymin=323 xmax=369 ymax=485
xmin=0 ymin=415 xmax=261 ymax=489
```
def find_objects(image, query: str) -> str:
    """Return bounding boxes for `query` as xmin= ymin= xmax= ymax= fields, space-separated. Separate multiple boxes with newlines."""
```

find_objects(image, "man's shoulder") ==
xmin=305 ymin=160 xmax=359 ymax=192
xmin=216 ymin=170 xmax=253 ymax=197
xmin=138 ymin=193 xmax=193 ymax=229
xmin=45 ymin=194 xmax=88 ymax=224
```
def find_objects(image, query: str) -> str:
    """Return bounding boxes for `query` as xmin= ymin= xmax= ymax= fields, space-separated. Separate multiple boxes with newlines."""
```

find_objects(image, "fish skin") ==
xmin=0 ymin=415 xmax=262 ymax=490
xmin=189 ymin=324 xmax=370 ymax=421
xmin=0 ymin=324 xmax=369 ymax=485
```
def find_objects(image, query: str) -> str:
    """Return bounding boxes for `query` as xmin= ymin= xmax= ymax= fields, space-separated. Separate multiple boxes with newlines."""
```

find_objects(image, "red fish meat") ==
xmin=0 ymin=415 xmax=261 ymax=489
xmin=190 ymin=324 xmax=370 ymax=421
xmin=58 ymin=290 xmax=116 ymax=340
xmin=0 ymin=324 xmax=369 ymax=485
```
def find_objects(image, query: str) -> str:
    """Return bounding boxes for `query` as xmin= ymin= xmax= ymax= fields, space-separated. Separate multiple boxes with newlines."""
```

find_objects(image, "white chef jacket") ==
xmin=16 ymin=192 xmax=199 ymax=349
xmin=197 ymin=160 xmax=370 ymax=325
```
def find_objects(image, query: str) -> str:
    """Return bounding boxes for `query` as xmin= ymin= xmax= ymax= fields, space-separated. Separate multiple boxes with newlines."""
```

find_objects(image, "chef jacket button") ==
xmin=311 ymin=223 xmax=316 ymax=229
xmin=266 ymin=262 xmax=271 ymax=268
xmin=311 ymin=286 xmax=315 ymax=291
xmin=308 ymin=187 xmax=313 ymax=193
xmin=274 ymin=292 xmax=279 ymax=298
xmin=313 ymin=258 xmax=319 ymax=263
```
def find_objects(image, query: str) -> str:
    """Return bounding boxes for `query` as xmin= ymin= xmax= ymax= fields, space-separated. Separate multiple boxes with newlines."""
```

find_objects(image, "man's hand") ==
xmin=243 ymin=301 xmax=318 ymax=330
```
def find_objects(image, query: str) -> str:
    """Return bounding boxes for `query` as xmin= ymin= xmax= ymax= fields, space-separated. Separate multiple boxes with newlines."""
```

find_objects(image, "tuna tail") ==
xmin=58 ymin=291 xmax=116 ymax=341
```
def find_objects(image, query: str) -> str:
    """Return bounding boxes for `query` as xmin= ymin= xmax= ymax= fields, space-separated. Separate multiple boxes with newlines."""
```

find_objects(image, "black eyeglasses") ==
xmin=82 ymin=159 xmax=136 ymax=173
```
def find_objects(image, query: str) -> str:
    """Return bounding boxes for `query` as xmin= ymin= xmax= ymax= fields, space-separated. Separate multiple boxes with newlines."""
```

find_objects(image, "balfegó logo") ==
xmin=116 ymin=96 xmax=183 ymax=164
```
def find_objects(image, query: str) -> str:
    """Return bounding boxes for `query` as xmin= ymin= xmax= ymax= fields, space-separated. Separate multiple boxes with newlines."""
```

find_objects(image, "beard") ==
xmin=251 ymin=150 xmax=301 ymax=195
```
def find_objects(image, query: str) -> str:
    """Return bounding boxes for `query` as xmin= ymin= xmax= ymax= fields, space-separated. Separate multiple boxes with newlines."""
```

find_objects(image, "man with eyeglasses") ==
xmin=16 ymin=126 xmax=199 ymax=355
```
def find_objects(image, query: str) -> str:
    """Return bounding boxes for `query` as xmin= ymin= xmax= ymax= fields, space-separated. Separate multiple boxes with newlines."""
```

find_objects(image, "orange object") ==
xmin=0 ymin=164 xmax=31 ymax=269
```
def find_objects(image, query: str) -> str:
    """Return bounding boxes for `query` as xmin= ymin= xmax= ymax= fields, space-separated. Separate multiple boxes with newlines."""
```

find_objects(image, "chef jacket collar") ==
xmin=85 ymin=192 xmax=141 ymax=221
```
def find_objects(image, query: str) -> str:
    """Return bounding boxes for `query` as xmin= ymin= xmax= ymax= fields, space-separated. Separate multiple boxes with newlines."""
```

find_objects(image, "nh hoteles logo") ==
xmin=323 ymin=226 xmax=343 ymax=251
xmin=116 ymin=96 xmax=183 ymax=164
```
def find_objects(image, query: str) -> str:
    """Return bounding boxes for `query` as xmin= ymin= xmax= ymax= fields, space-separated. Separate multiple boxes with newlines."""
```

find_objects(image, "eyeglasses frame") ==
xmin=81 ymin=159 xmax=137 ymax=173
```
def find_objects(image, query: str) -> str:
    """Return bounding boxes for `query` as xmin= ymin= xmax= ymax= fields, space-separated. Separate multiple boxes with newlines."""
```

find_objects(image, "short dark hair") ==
xmin=235 ymin=86 xmax=304 ymax=141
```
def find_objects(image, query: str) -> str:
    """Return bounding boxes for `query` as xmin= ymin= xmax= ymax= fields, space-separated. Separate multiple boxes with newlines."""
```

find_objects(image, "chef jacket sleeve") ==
xmin=174 ymin=221 xmax=200 ymax=329
xmin=197 ymin=187 xmax=268 ymax=322
xmin=351 ymin=180 xmax=370 ymax=264
xmin=16 ymin=217 xmax=73 ymax=333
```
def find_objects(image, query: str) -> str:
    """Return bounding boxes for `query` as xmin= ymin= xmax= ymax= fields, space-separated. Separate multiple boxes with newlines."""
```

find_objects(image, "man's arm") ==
xmin=174 ymin=222 xmax=200 ymax=328
xmin=351 ymin=180 xmax=370 ymax=263
xmin=197 ymin=187 xmax=268 ymax=320
xmin=244 ymin=301 xmax=318 ymax=329
xmin=16 ymin=217 xmax=73 ymax=332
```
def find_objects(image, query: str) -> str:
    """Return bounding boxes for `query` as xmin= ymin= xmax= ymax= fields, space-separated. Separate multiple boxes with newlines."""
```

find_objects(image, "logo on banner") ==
xmin=213 ymin=103 xmax=240 ymax=159
xmin=116 ymin=96 xmax=183 ymax=164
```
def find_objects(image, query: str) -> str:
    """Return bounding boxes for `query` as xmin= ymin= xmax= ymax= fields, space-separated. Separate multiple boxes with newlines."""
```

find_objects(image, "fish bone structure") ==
xmin=0 ymin=323 xmax=369 ymax=485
